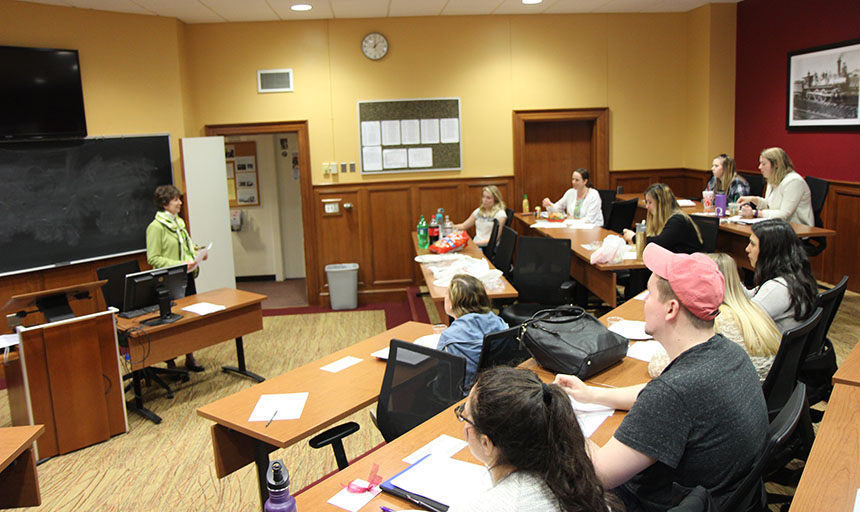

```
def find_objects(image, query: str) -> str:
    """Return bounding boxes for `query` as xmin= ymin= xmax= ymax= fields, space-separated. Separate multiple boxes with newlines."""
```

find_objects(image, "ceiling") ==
xmin=18 ymin=0 xmax=741 ymax=24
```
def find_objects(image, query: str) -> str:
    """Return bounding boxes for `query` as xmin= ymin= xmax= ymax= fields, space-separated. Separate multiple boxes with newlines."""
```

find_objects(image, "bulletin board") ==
xmin=358 ymin=98 xmax=461 ymax=174
xmin=225 ymin=141 xmax=259 ymax=206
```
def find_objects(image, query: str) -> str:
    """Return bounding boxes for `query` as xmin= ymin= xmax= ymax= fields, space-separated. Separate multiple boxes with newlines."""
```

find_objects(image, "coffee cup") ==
xmin=728 ymin=202 xmax=739 ymax=216
xmin=702 ymin=190 xmax=715 ymax=212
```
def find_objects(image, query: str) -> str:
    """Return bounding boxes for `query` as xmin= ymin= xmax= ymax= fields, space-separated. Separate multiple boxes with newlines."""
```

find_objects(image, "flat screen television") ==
xmin=0 ymin=45 xmax=87 ymax=140
xmin=123 ymin=264 xmax=188 ymax=326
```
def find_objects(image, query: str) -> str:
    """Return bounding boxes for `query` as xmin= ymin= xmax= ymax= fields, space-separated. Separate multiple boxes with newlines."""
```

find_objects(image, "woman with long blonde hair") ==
xmin=706 ymin=154 xmax=750 ymax=202
xmin=738 ymin=147 xmax=813 ymax=226
xmin=622 ymin=183 xmax=703 ymax=254
xmin=649 ymin=253 xmax=780 ymax=381
xmin=454 ymin=185 xmax=507 ymax=247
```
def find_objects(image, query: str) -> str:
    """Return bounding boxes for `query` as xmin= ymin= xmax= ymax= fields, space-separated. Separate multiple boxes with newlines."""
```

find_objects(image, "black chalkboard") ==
xmin=0 ymin=135 xmax=173 ymax=276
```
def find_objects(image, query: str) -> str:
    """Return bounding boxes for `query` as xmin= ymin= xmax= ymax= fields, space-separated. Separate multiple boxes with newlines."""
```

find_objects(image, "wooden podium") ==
xmin=3 ymin=283 xmax=128 ymax=460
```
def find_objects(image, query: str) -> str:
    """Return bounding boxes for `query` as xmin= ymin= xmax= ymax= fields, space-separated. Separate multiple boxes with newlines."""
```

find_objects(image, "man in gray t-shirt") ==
xmin=556 ymin=244 xmax=768 ymax=511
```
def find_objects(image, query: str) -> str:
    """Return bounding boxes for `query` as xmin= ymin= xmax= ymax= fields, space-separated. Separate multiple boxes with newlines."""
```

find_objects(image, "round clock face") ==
xmin=361 ymin=32 xmax=388 ymax=61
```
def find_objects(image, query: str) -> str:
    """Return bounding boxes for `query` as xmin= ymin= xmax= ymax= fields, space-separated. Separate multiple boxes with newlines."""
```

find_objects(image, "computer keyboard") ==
xmin=118 ymin=302 xmax=176 ymax=319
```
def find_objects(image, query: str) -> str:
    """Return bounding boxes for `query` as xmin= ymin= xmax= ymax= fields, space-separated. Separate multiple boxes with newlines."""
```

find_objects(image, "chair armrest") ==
xmin=308 ymin=421 xmax=360 ymax=449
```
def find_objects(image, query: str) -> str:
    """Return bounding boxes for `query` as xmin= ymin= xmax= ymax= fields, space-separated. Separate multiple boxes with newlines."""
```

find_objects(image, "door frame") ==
xmin=512 ymin=108 xmax=610 ymax=197
xmin=204 ymin=121 xmax=319 ymax=305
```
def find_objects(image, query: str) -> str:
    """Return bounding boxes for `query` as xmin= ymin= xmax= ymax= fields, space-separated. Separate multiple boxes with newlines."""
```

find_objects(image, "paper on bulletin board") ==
xmin=237 ymin=189 xmax=257 ymax=204
xmin=226 ymin=161 xmax=235 ymax=178
xmin=227 ymin=179 xmax=236 ymax=201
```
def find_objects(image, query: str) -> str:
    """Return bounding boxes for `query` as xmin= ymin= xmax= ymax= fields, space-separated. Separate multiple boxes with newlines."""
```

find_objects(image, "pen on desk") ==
xmin=380 ymin=507 xmax=398 ymax=512
xmin=265 ymin=410 xmax=277 ymax=428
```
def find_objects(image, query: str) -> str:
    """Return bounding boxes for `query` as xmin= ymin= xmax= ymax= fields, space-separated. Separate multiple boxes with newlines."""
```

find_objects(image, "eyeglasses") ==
xmin=454 ymin=403 xmax=476 ymax=428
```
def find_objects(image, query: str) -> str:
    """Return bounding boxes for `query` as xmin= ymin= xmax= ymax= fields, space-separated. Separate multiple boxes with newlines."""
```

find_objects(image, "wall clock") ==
xmin=361 ymin=32 xmax=388 ymax=61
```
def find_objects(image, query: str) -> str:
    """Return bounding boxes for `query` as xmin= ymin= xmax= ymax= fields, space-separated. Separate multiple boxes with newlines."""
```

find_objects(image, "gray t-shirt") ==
xmin=447 ymin=471 xmax=561 ymax=512
xmin=613 ymin=334 xmax=768 ymax=511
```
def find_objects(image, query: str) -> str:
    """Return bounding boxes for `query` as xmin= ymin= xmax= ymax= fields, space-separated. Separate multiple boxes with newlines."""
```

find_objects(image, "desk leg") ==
xmin=255 ymin=440 xmax=270 ymax=511
xmin=222 ymin=337 xmax=265 ymax=382
xmin=126 ymin=370 xmax=162 ymax=424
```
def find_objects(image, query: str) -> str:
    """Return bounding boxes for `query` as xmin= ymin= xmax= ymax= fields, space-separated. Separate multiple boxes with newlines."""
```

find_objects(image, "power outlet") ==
xmin=324 ymin=202 xmax=339 ymax=214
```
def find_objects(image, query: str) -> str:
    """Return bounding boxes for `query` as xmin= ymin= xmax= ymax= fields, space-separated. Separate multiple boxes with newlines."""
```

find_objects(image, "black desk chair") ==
xmin=803 ymin=176 xmax=830 ymax=257
xmin=311 ymin=339 xmax=466 ymax=467
xmin=605 ymin=197 xmax=638 ymax=235
xmin=499 ymin=236 xmax=575 ymax=326
xmin=477 ymin=325 xmax=530 ymax=373
xmin=690 ymin=215 xmax=719 ymax=253
xmin=597 ymin=189 xmax=617 ymax=229
xmin=740 ymin=172 xmax=765 ymax=198
xmin=504 ymin=207 xmax=515 ymax=227
xmin=800 ymin=275 xmax=848 ymax=416
xmin=480 ymin=218 xmax=500 ymax=260
xmin=490 ymin=226 xmax=518 ymax=279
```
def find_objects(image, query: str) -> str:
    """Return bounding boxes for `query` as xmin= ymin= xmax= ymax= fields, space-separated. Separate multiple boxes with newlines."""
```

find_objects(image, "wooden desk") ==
xmin=117 ymin=288 xmax=266 ymax=423
xmin=0 ymin=425 xmax=45 ymax=509
xmin=197 ymin=321 xmax=434 ymax=508
xmin=789 ymin=383 xmax=860 ymax=511
xmin=832 ymin=338 xmax=860 ymax=388
xmin=515 ymin=213 xmax=645 ymax=307
xmin=617 ymin=193 xmax=836 ymax=270
xmin=411 ymin=233 xmax=517 ymax=322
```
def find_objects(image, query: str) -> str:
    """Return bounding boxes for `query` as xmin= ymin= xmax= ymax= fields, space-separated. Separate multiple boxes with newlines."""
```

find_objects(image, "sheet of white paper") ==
xmin=420 ymin=118 xmax=440 ymax=144
xmin=570 ymin=392 xmax=614 ymax=413
xmin=622 ymin=250 xmax=638 ymax=260
xmin=0 ymin=334 xmax=19 ymax=349
xmin=362 ymin=146 xmax=382 ymax=171
xmin=391 ymin=455 xmax=491 ymax=508
xmin=401 ymin=119 xmax=420 ymax=144
xmin=194 ymin=241 xmax=213 ymax=264
xmin=608 ymin=320 xmax=652 ymax=340
xmin=380 ymin=120 xmax=401 ymax=146
xmin=634 ymin=290 xmax=649 ymax=301
xmin=248 ymin=392 xmax=309 ymax=422
xmin=371 ymin=347 xmax=389 ymax=360
xmin=413 ymin=333 xmax=441 ymax=348
xmin=321 ymin=356 xmax=363 ymax=373
xmin=408 ymin=147 xmax=433 ymax=168
xmin=677 ymin=199 xmax=696 ymax=207
xmin=733 ymin=215 xmax=769 ymax=224
xmin=382 ymin=148 xmax=408 ymax=169
xmin=402 ymin=434 xmax=468 ymax=464
xmin=360 ymin=121 xmax=381 ymax=146
xmin=626 ymin=340 xmax=665 ymax=362
xmin=182 ymin=302 xmax=226 ymax=315
xmin=578 ymin=409 xmax=615 ymax=438
xmin=853 ymin=488 xmax=860 ymax=512
xmin=440 ymin=118 xmax=460 ymax=143
xmin=531 ymin=221 xmax=573 ymax=229
xmin=326 ymin=479 xmax=381 ymax=512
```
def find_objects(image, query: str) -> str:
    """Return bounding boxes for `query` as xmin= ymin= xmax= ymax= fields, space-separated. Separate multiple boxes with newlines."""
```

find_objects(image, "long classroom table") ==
xmin=295 ymin=300 xmax=651 ymax=511
xmin=514 ymin=213 xmax=645 ymax=308
xmin=197 ymin=321 xmax=434 ymax=509
xmin=412 ymin=232 xmax=518 ymax=322
xmin=617 ymin=193 xmax=837 ymax=270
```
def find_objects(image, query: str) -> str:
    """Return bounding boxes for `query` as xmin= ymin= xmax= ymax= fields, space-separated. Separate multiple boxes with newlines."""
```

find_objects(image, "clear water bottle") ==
xmin=264 ymin=460 xmax=297 ymax=512
xmin=635 ymin=220 xmax=647 ymax=259
xmin=417 ymin=215 xmax=429 ymax=249
xmin=442 ymin=215 xmax=454 ymax=238
xmin=436 ymin=208 xmax=444 ymax=227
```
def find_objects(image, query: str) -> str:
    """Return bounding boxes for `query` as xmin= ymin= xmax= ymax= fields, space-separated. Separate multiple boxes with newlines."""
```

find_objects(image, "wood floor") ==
xmin=236 ymin=278 xmax=307 ymax=309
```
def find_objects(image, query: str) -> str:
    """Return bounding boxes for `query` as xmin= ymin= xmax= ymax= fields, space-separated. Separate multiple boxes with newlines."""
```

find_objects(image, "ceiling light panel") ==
xmin=200 ymin=0 xmax=281 ymax=22
xmin=270 ymin=0 xmax=333 ymax=20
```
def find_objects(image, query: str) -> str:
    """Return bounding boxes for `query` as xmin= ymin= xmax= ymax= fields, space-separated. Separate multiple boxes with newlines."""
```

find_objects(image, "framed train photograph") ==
xmin=787 ymin=38 xmax=860 ymax=129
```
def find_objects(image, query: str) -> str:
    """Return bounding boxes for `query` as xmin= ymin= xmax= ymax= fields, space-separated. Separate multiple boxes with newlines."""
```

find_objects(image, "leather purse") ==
xmin=519 ymin=305 xmax=628 ymax=379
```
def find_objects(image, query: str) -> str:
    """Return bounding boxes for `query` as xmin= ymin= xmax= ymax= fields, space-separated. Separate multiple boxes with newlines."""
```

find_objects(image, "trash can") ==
xmin=325 ymin=263 xmax=359 ymax=310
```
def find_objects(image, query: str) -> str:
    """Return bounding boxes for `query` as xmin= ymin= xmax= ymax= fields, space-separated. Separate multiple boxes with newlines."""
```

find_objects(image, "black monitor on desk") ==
xmin=123 ymin=263 xmax=188 ymax=326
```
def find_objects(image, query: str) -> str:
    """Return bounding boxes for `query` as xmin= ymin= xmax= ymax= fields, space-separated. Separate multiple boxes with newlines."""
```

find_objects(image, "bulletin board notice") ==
xmin=358 ymin=98 xmax=461 ymax=174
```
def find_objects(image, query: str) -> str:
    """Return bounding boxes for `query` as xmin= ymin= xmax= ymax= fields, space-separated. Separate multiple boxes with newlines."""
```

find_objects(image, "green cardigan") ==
xmin=146 ymin=213 xmax=198 ymax=274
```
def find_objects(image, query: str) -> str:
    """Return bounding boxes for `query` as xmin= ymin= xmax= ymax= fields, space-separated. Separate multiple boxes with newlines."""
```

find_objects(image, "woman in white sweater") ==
xmin=449 ymin=367 xmax=621 ymax=512
xmin=739 ymin=147 xmax=813 ymax=226
xmin=541 ymin=168 xmax=603 ymax=226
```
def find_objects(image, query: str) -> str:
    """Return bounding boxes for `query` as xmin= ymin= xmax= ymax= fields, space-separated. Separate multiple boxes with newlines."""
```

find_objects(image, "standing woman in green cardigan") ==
xmin=146 ymin=184 xmax=205 ymax=372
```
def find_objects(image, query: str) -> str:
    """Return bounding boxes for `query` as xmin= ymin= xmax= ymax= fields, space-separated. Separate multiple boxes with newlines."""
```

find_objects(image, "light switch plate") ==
xmin=349 ymin=162 xmax=356 ymax=172
xmin=340 ymin=162 xmax=347 ymax=173
xmin=324 ymin=202 xmax=339 ymax=214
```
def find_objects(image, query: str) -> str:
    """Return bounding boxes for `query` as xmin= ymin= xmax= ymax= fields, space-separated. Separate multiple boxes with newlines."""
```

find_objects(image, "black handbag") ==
xmin=519 ymin=305 xmax=628 ymax=379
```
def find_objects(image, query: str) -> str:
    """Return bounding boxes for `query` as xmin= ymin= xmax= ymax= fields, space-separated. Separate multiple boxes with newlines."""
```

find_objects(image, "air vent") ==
xmin=257 ymin=69 xmax=293 ymax=93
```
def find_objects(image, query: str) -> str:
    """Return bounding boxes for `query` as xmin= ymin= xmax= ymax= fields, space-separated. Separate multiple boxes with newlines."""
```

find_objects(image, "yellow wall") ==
xmin=0 ymin=0 xmax=187 ymax=172
xmin=2 ymin=0 xmax=736 ymax=184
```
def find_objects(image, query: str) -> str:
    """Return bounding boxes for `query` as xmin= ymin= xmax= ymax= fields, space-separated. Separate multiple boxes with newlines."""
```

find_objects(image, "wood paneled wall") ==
xmin=610 ymin=168 xmax=711 ymax=199
xmin=310 ymin=177 xmax=514 ymax=305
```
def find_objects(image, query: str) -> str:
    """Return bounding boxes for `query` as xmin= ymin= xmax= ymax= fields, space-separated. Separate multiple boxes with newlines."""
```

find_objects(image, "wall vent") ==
xmin=257 ymin=69 xmax=293 ymax=93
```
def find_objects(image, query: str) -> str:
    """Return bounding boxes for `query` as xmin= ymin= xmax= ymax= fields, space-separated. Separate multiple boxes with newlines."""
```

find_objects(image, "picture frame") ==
xmin=787 ymin=38 xmax=860 ymax=129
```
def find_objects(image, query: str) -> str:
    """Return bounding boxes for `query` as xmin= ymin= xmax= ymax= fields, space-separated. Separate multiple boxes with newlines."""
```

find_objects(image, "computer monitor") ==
xmin=122 ymin=263 xmax=188 ymax=326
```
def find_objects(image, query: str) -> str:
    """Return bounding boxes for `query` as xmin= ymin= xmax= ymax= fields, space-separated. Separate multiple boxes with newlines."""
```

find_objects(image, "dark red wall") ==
xmin=734 ymin=0 xmax=860 ymax=182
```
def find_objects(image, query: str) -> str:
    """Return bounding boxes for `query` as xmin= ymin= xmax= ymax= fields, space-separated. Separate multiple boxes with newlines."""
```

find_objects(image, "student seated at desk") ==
xmin=738 ymin=147 xmax=813 ymax=226
xmin=451 ymin=367 xmax=622 ymax=512
xmin=555 ymin=244 xmax=767 ymax=511
xmin=454 ymin=185 xmax=507 ymax=247
xmin=541 ymin=168 xmax=604 ymax=226
xmin=622 ymin=183 xmax=703 ymax=254
xmin=436 ymin=274 xmax=507 ymax=391
xmin=706 ymin=153 xmax=750 ymax=202
xmin=744 ymin=219 xmax=818 ymax=333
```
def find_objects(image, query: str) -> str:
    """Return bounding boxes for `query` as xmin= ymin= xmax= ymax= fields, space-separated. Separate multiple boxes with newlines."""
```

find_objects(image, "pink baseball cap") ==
xmin=643 ymin=243 xmax=724 ymax=320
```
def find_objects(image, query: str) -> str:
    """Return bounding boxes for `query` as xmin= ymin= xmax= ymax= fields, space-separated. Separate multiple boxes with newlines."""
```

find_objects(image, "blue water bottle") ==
xmin=264 ymin=460 xmax=297 ymax=512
